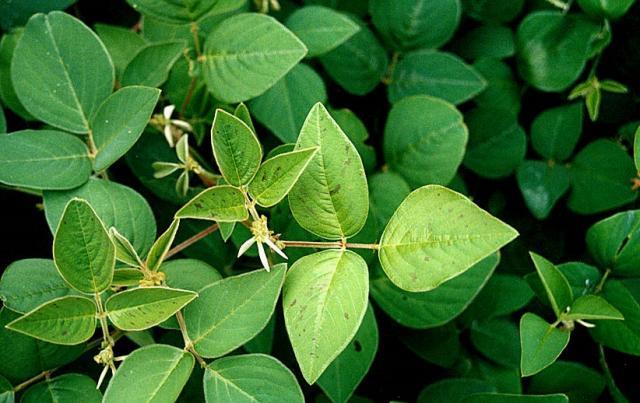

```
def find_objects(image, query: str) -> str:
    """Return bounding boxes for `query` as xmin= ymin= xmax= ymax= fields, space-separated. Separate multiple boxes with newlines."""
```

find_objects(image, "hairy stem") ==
xmin=165 ymin=223 xmax=219 ymax=259
xmin=176 ymin=311 xmax=207 ymax=368
xmin=94 ymin=293 xmax=114 ymax=346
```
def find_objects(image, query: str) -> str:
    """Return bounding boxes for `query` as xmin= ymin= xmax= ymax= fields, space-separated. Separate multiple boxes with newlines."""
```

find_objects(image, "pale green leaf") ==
xmin=283 ymin=250 xmax=369 ymax=384
xmin=565 ymin=295 xmax=623 ymax=321
xmin=0 ymin=31 xmax=33 ymax=120
xmin=0 ymin=374 xmax=13 ymax=403
xmin=121 ymin=40 xmax=185 ymax=87
xmin=91 ymin=85 xmax=160 ymax=171
xmin=95 ymin=23 xmax=147 ymax=80
xmin=184 ymin=265 xmax=286 ymax=358
xmin=389 ymin=50 xmax=486 ymax=105
xmin=0 ymin=259 xmax=76 ymax=314
xmin=6 ymin=296 xmax=96 ymax=345
xmin=106 ymin=287 xmax=197 ymax=331
xmin=103 ymin=344 xmax=194 ymax=403
xmin=317 ymin=304 xmax=378 ymax=403
xmin=0 ymin=130 xmax=91 ymax=190
xmin=330 ymin=108 xmax=377 ymax=173
xmin=109 ymin=227 xmax=143 ymax=268
xmin=249 ymin=64 xmax=327 ymax=143
xmin=202 ymin=13 xmax=307 ymax=103
xmin=175 ymin=185 xmax=248 ymax=222
xmin=530 ymin=253 xmax=573 ymax=318
xmin=379 ymin=185 xmax=517 ymax=292
xmin=383 ymin=95 xmax=467 ymax=187
xmin=520 ymin=313 xmax=571 ymax=377
xmin=44 ymin=178 xmax=157 ymax=257
xmin=249 ymin=147 xmax=318 ymax=207
xmin=146 ymin=219 xmax=180 ymax=271
xmin=371 ymin=253 xmax=498 ymax=328
xmin=203 ymin=354 xmax=303 ymax=403
xmin=11 ymin=11 xmax=114 ymax=133
xmin=53 ymin=198 xmax=115 ymax=293
xmin=288 ymin=103 xmax=369 ymax=240
xmin=211 ymin=109 xmax=262 ymax=186
xmin=286 ymin=6 xmax=360 ymax=57
xmin=21 ymin=374 xmax=101 ymax=403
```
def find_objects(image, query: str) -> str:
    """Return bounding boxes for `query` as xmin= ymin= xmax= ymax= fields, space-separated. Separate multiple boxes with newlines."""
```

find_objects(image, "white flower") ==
xmin=237 ymin=216 xmax=287 ymax=271
xmin=162 ymin=105 xmax=193 ymax=147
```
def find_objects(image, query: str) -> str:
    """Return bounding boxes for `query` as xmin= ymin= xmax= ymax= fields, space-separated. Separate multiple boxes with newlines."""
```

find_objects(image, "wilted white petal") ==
xmin=164 ymin=125 xmax=174 ymax=147
xmin=96 ymin=365 xmax=109 ymax=389
xmin=163 ymin=104 xmax=175 ymax=119
xmin=172 ymin=119 xmax=193 ymax=132
xmin=237 ymin=237 xmax=256 ymax=257
xmin=265 ymin=238 xmax=288 ymax=260
xmin=577 ymin=319 xmax=596 ymax=328
xmin=257 ymin=242 xmax=270 ymax=271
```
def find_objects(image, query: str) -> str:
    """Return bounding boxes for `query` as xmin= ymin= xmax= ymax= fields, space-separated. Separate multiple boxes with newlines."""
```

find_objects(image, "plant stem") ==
xmin=176 ymin=311 xmax=207 ymax=368
xmin=179 ymin=77 xmax=197 ymax=119
xmin=190 ymin=23 xmax=202 ymax=57
xmin=165 ymin=223 xmax=220 ymax=259
xmin=86 ymin=129 xmax=98 ymax=157
xmin=381 ymin=51 xmax=400 ymax=85
xmin=94 ymin=293 xmax=114 ymax=346
xmin=595 ymin=268 xmax=611 ymax=294
xmin=281 ymin=240 xmax=379 ymax=250
xmin=599 ymin=344 xmax=630 ymax=402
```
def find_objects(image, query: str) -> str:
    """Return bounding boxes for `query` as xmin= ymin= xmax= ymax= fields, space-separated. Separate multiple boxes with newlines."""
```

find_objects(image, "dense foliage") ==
xmin=0 ymin=0 xmax=639 ymax=402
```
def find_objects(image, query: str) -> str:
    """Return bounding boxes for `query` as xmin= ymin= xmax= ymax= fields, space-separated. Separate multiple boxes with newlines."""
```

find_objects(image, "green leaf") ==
xmin=95 ymin=23 xmax=147 ymax=80
xmin=0 ymin=259 xmax=76 ymax=314
xmin=471 ymin=318 xmax=521 ymax=368
xmin=368 ymin=172 xmax=412 ymax=231
xmin=106 ymin=287 xmax=196 ymax=331
xmin=145 ymin=219 xmax=179 ymax=271
xmin=111 ymin=268 xmax=144 ymax=287
xmin=184 ymin=265 xmax=286 ymax=358
xmin=586 ymin=210 xmax=640 ymax=276
xmin=330 ymin=109 xmax=377 ymax=173
xmin=531 ymin=103 xmax=583 ymax=161
xmin=202 ymin=13 xmax=307 ymax=103
xmin=568 ymin=140 xmax=638 ymax=214
xmin=53 ymin=198 xmax=115 ymax=293
xmin=516 ymin=11 xmax=601 ymax=92
xmin=463 ymin=107 xmax=527 ymax=179
xmin=21 ymin=374 xmax=101 ymax=403
xmin=585 ymin=88 xmax=601 ymax=121
xmin=211 ymin=109 xmax=262 ymax=186
xmin=286 ymin=6 xmax=360 ymax=57
xmin=44 ymin=178 xmax=157 ymax=257
xmin=12 ymin=11 xmax=114 ymax=133
xmin=0 ymin=130 xmax=91 ymax=190
xmin=249 ymin=147 xmax=318 ymax=207
xmin=126 ymin=0 xmax=235 ymax=24
xmin=401 ymin=324 xmax=461 ymax=368
xmin=161 ymin=259 xmax=222 ymax=292
xmin=289 ymin=103 xmax=369 ymax=240
xmin=0 ymin=107 xmax=5 ymax=134
xmin=565 ymin=295 xmax=623 ymax=321
xmin=634 ymin=127 xmax=639 ymax=173
xmin=577 ymin=0 xmax=635 ymax=19
xmin=516 ymin=161 xmax=571 ymax=220
xmin=556 ymin=262 xmax=601 ymax=298
xmin=379 ymin=185 xmax=517 ymax=292
xmin=233 ymin=103 xmax=256 ymax=133
xmin=91 ymin=86 xmax=160 ymax=171
xmin=452 ymin=25 xmax=515 ymax=60
xmin=121 ymin=40 xmax=185 ymax=87
xmin=528 ymin=360 xmax=605 ymax=403
xmin=370 ymin=0 xmax=461 ymax=50
xmin=249 ymin=64 xmax=327 ymax=143
xmin=463 ymin=393 xmax=568 ymax=403
xmin=218 ymin=222 xmax=236 ymax=242
xmin=460 ymin=273 xmax=533 ymax=323
xmin=590 ymin=279 xmax=640 ymax=355
xmin=0 ymin=374 xmax=13 ymax=403
xmin=6 ymin=296 xmax=96 ymax=345
xmin=283 ymin=250 xmax=369 ymax=384
xmin=462 ymin=0 xmax=524 ymax=23
xmin=0 ymin=31 xmax=33 ymax=120
xmin=203 ymin=354 xmax=304 ymax=403
xmin=0 ymin=308 xmax=85 ymax=384
xmin=389 ymin=50 xmax=486 ymax=105
xmin=520 ymin=313 xmax=571 ymax=377
xmin=317 ymin=304 xmax=379 ymax=403
xmin=473 ymin=58 xmax=521 ymax=115
xmin=175 ymin=185 xmax=248 ymax=222
xmin=103 ymin=344 xmax=194 ymax=403
xmin=243 ymin=315 xmax=275 ymax=355
xmin=319 ymin=18 xmax=388 ymax=96
xmin=109 ymin=227 xmax=143 ymax=268
xmin=371 ymin=253 xmax=498 ymax=328
xmin=530 ymin=253 xmax=573 ymax=318
xmin=417 ymin=378 xmax=497 ymax=403
xmin=384 ymin=95 xmax=467 ymax=187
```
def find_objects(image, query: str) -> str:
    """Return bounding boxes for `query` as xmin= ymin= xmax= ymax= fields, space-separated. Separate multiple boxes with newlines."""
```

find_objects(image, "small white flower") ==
xmin=162 ymin=105 xmax=193 ymax=147
xmin=237 ymin=216 xmax=287 ymax=271
xmin=576 ymin=319 xmax=596 ymax=328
